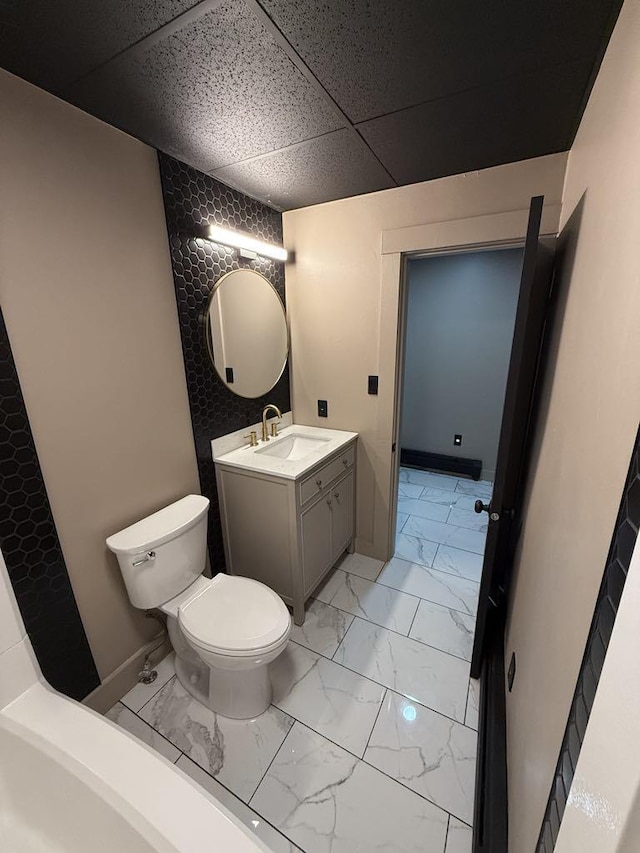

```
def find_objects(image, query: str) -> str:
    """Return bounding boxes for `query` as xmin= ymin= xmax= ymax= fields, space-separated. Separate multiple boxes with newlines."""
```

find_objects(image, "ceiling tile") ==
xmin=357 ymin=60 xmax=592 ymax=186
xmin=212 ymin=129 xmax=394 ymax=209
xmin=0 ymin=0 xmax=200 ymax=91
xmin=259 ymin=0 xmax=619 ymax=123
xmin=64 ymin=0 xmax=342 ymax=173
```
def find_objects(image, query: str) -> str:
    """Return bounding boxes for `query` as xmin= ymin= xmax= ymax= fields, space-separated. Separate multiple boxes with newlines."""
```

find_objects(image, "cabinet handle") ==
xmin=327 ymin=499 xmax=332 ymax=506
xmin=334 ymin=492 xmax=340 ymax=499
xmin=316 ymin=479 xmax=322 ymax=488
xmin=342 ymin=459 xmax=349 ymax=466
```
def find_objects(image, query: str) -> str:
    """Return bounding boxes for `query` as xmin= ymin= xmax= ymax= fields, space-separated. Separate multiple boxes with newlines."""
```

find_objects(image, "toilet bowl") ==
xmin=106 ymin=495 xmax=291 ymax=719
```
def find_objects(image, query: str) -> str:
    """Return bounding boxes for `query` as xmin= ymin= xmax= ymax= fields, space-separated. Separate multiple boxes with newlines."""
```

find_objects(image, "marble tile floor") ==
xmin=103 ymin=470 xmax=490 ymax=853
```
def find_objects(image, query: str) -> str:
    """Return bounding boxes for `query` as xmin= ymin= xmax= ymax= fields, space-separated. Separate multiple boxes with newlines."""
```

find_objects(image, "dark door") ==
xmin=471 ymin=196 xmax=555 ymax=678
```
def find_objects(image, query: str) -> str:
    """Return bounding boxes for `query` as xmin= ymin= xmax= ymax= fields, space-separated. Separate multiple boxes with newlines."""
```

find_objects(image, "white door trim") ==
xmin=375 ymin=204 xmax=561 ymax=560
xmin=381 ymin=204 xmax=561 ymax=255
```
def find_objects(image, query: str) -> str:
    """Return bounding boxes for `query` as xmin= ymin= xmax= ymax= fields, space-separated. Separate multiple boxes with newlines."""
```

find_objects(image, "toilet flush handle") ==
xmin=132 ymin=551 xmax=156 ymax=567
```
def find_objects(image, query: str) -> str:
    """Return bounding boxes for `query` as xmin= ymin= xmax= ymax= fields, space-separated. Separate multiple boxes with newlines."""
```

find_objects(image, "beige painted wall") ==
xmin=0 ymin=70 xmax=200 ymax=686
xmin=283 ymin=153 xmax=567 ymax=558
xmin=505 ymin=1 xmax=640 ymax=850
xmin=555 ymin=535 xmax=640 ymax=853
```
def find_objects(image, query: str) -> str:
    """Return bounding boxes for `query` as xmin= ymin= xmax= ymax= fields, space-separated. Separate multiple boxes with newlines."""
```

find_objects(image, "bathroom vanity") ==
xmin=213 ymin=423 xmax=357 ymax=624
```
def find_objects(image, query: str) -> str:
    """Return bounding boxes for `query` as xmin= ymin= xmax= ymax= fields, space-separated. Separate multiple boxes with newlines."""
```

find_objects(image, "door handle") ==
xmin=474 ymin=500 xmax=500 ymax=522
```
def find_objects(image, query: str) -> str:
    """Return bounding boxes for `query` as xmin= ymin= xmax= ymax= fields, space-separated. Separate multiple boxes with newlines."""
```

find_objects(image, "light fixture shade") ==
xmin=207 ymin=225 xmax=288 ymax=262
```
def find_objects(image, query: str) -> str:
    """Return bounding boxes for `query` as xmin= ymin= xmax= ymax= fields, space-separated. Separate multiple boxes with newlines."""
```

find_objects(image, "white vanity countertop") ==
xmin=213 ymin=423 xmax=358 ymax=480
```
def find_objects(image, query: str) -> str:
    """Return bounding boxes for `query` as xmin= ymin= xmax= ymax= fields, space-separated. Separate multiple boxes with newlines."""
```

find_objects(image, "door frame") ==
xmin=377 ymin=204 xmax=562 ymax=562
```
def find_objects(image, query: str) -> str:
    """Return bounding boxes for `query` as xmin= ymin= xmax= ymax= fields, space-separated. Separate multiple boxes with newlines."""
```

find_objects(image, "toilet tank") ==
xmin=106 ymin=495 xmax=210 ymax=610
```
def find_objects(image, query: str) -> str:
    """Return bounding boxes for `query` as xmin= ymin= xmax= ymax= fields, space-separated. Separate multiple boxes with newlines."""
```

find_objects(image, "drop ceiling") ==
xmin=0 ymin=0 xmax=621 ymax=210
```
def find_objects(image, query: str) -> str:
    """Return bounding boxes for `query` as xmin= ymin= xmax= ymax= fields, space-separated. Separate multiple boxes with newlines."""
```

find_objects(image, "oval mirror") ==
xmin=205 ymin=269 xmax=288 ymax=399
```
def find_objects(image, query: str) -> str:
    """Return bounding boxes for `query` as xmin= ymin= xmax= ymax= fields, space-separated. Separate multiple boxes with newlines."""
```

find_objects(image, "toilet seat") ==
xmin=178 ymin=574 xmax=290 ymax=658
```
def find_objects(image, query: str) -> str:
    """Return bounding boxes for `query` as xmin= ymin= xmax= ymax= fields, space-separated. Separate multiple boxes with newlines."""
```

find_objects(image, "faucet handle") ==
xmin=270 ymin=422 xmax=279 ymax=438
xmin=244 ymin=430 xmax=258 ymax=447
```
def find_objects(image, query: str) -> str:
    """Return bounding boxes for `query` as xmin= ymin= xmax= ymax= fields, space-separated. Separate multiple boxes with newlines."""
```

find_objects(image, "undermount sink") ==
xmin=256 ymin=432 xmax=330 ymax=461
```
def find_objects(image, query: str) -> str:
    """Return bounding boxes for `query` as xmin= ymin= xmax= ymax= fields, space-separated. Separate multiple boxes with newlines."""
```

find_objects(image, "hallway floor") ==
xmin=106 ymin=467 xmax=492 ymax=853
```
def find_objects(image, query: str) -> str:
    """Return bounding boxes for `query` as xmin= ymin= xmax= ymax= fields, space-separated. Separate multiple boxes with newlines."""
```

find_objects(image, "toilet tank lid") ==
xmin=106 ymin=495 xmax=210 ymax=555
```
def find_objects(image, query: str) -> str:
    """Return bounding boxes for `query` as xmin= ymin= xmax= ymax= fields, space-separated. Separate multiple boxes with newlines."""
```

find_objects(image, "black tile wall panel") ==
xmin=536 ymin=425 xmax=640 ymax=851
xmin=0 ymin=309 xmax=99 ymax=700
xmin=158 ymin=153 xmax=290 ymax=569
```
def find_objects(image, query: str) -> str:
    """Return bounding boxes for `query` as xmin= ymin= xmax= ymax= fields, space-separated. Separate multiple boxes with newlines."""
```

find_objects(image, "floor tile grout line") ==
xmin=178 ymin=746 xmax=272 ymax=823
xmin=396 ymin=525 xmax=486 ymax=557
xmin=362 ymin=688 xmax=387 ymax=757
xmin=330 ymin=609 xmax=357 ymax=661
xmin=463 ymin=679 xmax=471 ymax=726
xmin=267 ymin=716 xmax=473 ymax=826
xmin=248 ymin=721 xmax=298 ymax=809
xmin=134 ymin=690 xmax=478 ymax=821
xmin=311 ymin=592 xmax=476 ymax=646
xmin=444 ymin=813 xmax=451 ymax=852
xmin=270 ymin=699 xmax=378 ymax=762
xmin=288 ymin=633 xmax=476 ymax=728
xmin=331 ymin=632 xmax=474 ymax=729
xmin=113 ymin=700 xmax=184 ymax=759
xmin=132 ymin=671 xmax=179 ymax=716
xmin=389 ymin=545 xmax=483 ymax=586
xmin=290 ymin=632 xmax=348 ymax=661
xmin=310 ymin=584 xmax=476 ymax=663
xmin=120 ymin=654 xmax=176 ymax=714
xmin=370 ymin=577 xmax=478 ymax=619
xmin=443 ymin=513 xmax=489 ymax=534
xmin=123 ymin=672 xmax=477 ymax=831
xmin=406 ymin=597 xmax=421 ymax=638
xmin=362 ymin=742 xmax=475 ymax=824
xmin=325 ymin=566 xmax=427 ymax=606
xmin=383 ymin=548 xmax=483 ymax=586
xmin=175 ymin=743 xmax=301 ymax=848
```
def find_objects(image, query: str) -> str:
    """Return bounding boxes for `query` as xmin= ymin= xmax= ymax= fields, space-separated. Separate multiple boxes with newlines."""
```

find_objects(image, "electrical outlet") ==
xmin=508 ymin=652 xmax=516 ymax=691
xmin=368 ymin=375 xmax=379 ymax=395
xmin=317 ymin=399 xmax=328 ymax=418
xmin=454 ymin=434 xmax=463 ymax=446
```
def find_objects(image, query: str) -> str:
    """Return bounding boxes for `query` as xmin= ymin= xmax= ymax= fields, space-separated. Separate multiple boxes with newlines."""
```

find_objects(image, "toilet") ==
xmin=106 ymin=495 xmax=291 ymax=719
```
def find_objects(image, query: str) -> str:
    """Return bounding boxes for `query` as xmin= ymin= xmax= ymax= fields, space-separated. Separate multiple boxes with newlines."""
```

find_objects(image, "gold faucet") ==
xmin=261 ymin=404 xmax=282 ymax=442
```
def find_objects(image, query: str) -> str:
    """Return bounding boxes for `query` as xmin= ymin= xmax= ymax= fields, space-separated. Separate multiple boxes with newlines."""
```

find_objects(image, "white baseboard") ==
xmin=82 ymin=635 xmax=171 ymax=715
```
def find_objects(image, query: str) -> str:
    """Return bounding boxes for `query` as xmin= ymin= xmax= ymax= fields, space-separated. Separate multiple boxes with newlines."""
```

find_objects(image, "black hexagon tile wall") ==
xmin=0 ymin=309 xmax=99 ymax=700
xmin=158 ymin=153 xmax=290 ymax=569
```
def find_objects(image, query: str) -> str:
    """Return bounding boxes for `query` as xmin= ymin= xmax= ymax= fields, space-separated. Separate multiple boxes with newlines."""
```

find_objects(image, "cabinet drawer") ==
xmin=299 ymin=445 xmax=355 ymax=506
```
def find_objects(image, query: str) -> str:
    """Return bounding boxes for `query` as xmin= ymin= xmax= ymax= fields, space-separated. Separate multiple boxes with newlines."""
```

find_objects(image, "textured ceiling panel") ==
xmin=0 ymin=0 xmax=622 ymax=209
xmin=212 ymin=129 xmax=394 ymax=209
xmin=0 ymin=0 xmax=200 ymax=91
xmin=259 ymin=0 xmax=619 ymax=123
xmin=358 ymin=60 xmax=592 ymax=186
xmin=64 ymin=1 xmax=342 ymax=173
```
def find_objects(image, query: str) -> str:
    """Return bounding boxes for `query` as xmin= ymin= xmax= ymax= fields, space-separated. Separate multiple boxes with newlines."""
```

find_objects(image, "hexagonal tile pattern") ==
xmin=0 ymin=309 xmax=99 ymax=700
xmin=536 ymin=427 xmax=640 ymax=851
xmin=158 ymin=154 xmax=290 ymax=569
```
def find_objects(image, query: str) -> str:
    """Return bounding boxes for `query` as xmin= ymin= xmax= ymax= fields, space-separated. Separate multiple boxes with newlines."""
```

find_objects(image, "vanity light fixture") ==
xmin=206 ymin=225 xmax=288 ymax=262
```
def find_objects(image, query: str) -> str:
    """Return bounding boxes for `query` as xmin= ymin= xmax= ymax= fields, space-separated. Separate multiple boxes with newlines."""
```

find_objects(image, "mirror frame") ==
xmin=204 ymin=268 xmax=289 ymax=399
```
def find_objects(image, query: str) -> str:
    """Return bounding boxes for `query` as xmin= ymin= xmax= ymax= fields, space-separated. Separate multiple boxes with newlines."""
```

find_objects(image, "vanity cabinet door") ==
xmin=330 ymin=471 xmax=354 ymax=561
xmin=301 ymin=495 xmax=333 ymax=595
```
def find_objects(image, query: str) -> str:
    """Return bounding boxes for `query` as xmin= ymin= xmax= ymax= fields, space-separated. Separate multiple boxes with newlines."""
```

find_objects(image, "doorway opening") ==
xmin=386 ymin=246 xmax=523 ymax=668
